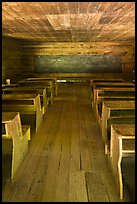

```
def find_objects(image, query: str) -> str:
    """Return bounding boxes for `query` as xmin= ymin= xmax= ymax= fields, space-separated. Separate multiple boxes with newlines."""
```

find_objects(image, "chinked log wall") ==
xmin=2 ymin=37 xmax=134 ymax=83
xmin=2 ymin=37 xmax=24 ymax=83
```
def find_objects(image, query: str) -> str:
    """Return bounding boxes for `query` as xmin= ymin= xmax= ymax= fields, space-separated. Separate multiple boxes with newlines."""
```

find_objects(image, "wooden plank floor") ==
xmin=2 ymin=83 xmax=130 ymax=202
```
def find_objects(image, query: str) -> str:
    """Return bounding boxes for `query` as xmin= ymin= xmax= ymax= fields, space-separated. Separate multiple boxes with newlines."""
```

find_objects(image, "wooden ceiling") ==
xmin=2 ymin=2 xmax=135 ymax=42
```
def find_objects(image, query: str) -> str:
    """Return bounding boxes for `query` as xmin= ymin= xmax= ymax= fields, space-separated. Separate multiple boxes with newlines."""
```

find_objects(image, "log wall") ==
xmin=2 ymin=38 xmax=135 ymax=82
xmin=2 ymin=37 xmax=24 ymax=83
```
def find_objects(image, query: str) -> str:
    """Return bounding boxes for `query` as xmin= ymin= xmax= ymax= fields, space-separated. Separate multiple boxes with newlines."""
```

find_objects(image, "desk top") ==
xmin=103 ymin=100 xmax=135 ymax=110
xmin=18 ymin=83 xmax=52 ymax=88
xmin=111 ymin=124 xmax=135 ymax=138
xmin=93 ymin=82 xmax=134 ymax=86
xmin=95 ymin=87 xmax=135 ymax=91
xmin=2 ymin=87 xmax=46 ymax=91
xmin=26 ymin=77 xmax=56 ymax=82
xmin=98 ymin=95 xmax=135 ymax=99
xmin=18 ymin=80 xmax=52 ymax=84
xmin=2 ymin=112 xmax=19 ymax=123
xmin=2 ymin=93 xmax=39 ymax=100
xmin=91 ymin=79 xmax=124 ymax=83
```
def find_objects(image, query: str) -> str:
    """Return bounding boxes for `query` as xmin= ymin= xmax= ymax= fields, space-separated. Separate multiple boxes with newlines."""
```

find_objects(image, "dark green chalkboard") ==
xmin=34 ymin=55 xmax=122 ymax=73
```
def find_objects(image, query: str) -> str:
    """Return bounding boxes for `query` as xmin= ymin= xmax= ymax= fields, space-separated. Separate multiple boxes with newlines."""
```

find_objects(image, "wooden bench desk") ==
xmin=18 ymin=80 xmax=54 ymax=104
xmin=25 ymin=77 xmax=58 ymax=97
xmin=2 ymin=93 xmax=43 ymax=134
xmin=2 ymin=86 xmax=48 ymax=114
xmin=91 ymin=82 xmax=134 ymax=100
xmin=101 ymin=100 xmax=135 ymax=154
xmin=92 ymin=81 xmax=134 ymax=90
xmin=2 ymin=112 xmax=29 ymax=181
xmin=92 ymin=86 xmax=135 ymax=119
xmin=92 ymin=87 xmax=135 ymax=107
xmin=97 ymin=96 xmax=135 ymax=126
xmin=21 ymin=73 xmax=58 ymax=96
xmin=110 ymin=124 xmax=135 ymax=200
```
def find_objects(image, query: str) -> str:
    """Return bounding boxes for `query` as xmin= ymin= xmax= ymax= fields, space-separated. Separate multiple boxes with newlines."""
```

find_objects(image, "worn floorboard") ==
xmin=2 ymin=83 xmax=129 ymax=202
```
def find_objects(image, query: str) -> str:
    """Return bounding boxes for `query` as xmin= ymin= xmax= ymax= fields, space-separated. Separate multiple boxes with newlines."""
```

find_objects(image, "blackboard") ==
xmin=34 ymin=55 xmax=122 ymax=73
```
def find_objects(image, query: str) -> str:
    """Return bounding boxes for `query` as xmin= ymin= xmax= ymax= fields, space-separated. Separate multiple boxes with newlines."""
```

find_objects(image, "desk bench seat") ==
xmin=2 ymin=105 xmax=38 ymax=136
xmin=2 ymin=93 xmax=43 ymax=134
xmin=106 ymin=117 xmax=135 ymax=153
xmin=92 ymin=87 xmax=135 ymax=109
xmin=18 ymin=80 xmax=54 ymax=104
xmin=97 ymin=97 xmax=135 ymax=124
xmin=91 ymin=82 xmax=134 ymax=105
xmin=102 ymin=100 xmax=135 ymax=154
xmin=2 ymin=112 xmax=29 ymax=183
xmin=110 ymin=124 xmax=135 ymax=200
xmin=2 ymin=87 xmax=48 ymax=114
xmin=25 ymin=77 xmax=58 ymax=97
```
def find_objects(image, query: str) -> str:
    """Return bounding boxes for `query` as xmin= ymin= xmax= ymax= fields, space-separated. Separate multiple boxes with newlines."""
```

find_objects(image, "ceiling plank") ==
xmin=2 ymin=2 xmax=135 ymax=42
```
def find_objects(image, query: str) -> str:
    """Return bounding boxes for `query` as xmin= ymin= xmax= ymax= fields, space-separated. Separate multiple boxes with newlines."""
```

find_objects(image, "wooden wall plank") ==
xmin=2 ymin=37 xmax=24 ymax=83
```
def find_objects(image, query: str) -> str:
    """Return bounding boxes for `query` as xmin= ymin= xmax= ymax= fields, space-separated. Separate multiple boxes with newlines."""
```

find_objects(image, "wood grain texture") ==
xmin=2 ymin=2 xmax=135 ymax=42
